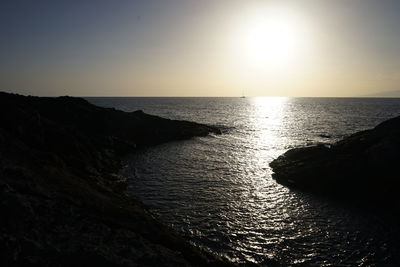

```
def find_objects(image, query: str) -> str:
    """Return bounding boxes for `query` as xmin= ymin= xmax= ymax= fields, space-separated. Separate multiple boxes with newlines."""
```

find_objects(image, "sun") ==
xmin=235 ymin=6 xmax=307 ymax=72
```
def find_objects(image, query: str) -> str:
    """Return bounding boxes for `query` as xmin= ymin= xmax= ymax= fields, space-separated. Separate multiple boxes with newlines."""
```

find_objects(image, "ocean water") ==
xmin=87 ymin=97 xmax=400 ymax=266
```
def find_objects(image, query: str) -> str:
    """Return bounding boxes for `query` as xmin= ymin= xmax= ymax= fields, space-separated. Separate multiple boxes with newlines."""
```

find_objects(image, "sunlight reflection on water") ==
xmin=88 ymin=97 xmax=400 ymax=266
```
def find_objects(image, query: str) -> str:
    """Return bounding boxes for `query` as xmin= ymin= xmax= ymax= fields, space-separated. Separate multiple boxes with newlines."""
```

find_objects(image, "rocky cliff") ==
xmin=0 ymin=92 xmax=227 ymax=266
xmin=270 ymin=115 xmax=400 ymax=216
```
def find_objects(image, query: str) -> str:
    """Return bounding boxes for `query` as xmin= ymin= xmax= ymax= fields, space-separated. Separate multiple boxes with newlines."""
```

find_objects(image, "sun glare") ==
xmin=234 ymin=6 xmax=308 ymax=72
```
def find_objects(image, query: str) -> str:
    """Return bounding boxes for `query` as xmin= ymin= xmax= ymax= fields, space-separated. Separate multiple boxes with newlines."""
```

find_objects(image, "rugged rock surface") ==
xmin=270 ymin=115 xmax=400 ymax=214
xmin=0 ymin=92 xmax=227 ymax=266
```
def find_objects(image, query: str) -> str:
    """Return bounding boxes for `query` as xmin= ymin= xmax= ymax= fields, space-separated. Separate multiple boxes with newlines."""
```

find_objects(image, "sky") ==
xmin=1 ymin=0 xmax=400 ymax=97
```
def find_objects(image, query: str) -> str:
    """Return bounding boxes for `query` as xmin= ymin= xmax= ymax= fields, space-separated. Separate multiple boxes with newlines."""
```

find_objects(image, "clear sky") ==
xmin=1 ymin=0 xmax=400 ymax=97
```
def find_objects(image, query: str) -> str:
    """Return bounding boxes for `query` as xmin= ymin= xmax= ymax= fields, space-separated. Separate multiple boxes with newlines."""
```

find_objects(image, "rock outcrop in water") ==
xmin=270 ymin=115 xmax=400 ymax=215
xmin=0 ymin=92 xmax=226 ymax=266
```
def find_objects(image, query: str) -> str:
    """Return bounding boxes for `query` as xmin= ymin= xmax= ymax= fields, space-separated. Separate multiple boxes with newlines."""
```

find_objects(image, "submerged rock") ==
xmin=270 ymin=115 xmax=400 ymax=214
xmin=0 ymin=92 xmax=227 ymax=266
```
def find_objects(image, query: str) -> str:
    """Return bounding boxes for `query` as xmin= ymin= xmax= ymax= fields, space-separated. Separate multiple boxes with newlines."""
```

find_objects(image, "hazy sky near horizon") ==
xmin=1 ymin=0 xmax=400 ymax=97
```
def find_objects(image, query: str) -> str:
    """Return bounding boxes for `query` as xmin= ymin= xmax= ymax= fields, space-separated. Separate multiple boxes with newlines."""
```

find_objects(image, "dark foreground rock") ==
xmin=270 ymin=115 xmax=400 ymax=215
xmin=0 ymin=92 xmax=227 ymax=266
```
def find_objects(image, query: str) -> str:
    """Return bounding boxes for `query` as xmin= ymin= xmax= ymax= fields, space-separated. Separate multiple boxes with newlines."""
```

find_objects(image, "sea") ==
xmin=87 ymin=97 xmax=400 ymax=266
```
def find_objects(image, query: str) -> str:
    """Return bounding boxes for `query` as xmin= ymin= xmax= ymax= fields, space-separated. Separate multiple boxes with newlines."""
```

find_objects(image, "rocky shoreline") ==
xmin=270 ymin=115 xmax=400 ymax=217
xmin=0 ymin=92 xmax=229 ymax=266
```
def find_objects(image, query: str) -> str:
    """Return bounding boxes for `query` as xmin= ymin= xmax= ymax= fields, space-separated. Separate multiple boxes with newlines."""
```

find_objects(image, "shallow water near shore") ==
xmin=88 ymin=97 xmax=400 ymax=266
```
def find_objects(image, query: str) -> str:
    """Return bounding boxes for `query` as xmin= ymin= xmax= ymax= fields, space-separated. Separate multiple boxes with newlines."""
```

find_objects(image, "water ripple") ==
xmin=87 ymin=97 xmax=400 ymax=266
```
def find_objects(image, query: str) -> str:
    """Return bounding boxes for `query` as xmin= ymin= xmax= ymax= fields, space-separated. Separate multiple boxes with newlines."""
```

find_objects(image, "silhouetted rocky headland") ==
xmin=271 ymin=115 xmax=400 ymax=216
xmin=0 ymin=92 xmax=227 ymax=266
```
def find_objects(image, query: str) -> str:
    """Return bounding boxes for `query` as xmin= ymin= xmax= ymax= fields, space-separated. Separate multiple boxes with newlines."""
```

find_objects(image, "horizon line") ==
xmin=3 ymin=91 xmax=400 ymax=98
